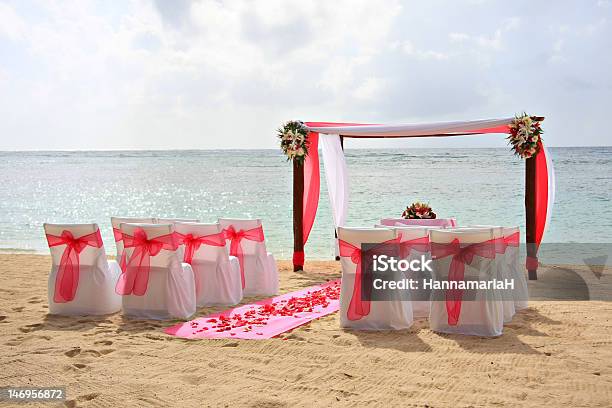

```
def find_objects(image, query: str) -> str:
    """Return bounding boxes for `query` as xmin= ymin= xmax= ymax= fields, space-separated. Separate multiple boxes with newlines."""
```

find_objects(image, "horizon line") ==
xmin=1 ymin=145 xmax=610 ymax=153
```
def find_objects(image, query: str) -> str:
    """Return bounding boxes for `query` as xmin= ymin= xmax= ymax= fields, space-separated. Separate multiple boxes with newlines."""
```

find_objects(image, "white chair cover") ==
xmin=458 ymin=226 xmax=516 ymax=323
xmin=503 ymin=226 xmax=528 ymax=310
xmin=156 ymin=218 xmax=200 ymax=261
xmin=44 ymin=223 xmax=121 ymax=316
xmin=429 ymin=229 xmax=504 ymax=337
xmin=174 ymin=222 xmax=243 ymax=306
xmin=375 ymin=224 xmax=433 ymax=318
xmin=337 ymin=227 xmax=413 ymax=330
xmin=110 ymin=217 xmax=156 ymax=260
xmin=119 ymin=223 xmax=196 ymax=320
xmin=389 ymin=225 xmax=432 ymax=319
xmin=218 ymin=218 xmax=279 ymax=297
xmin=156 ymin=218 xmax=199 ymax=224
xmin=380 ymin=218 xmax=457 ymax=228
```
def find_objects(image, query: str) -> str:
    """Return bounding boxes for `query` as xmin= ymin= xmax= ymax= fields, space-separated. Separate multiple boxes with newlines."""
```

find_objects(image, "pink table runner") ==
xmin=165 ymin=279 xmax=341 ymax=339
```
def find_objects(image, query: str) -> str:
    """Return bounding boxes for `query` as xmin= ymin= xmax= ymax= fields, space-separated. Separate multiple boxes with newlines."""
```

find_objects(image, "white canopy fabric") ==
xmin=292 ymin=117 xmax=553 ymax=274
xmin=305 ymin=118 xmax=515 ymax=137
xmin=307 ymin=118 xmax=517 ymax=234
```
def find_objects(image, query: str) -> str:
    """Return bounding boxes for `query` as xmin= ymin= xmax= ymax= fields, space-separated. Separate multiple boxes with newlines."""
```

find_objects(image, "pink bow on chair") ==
xmin=176 ymin=232 xmax=226 ymax=265
xmin=115 ymin=228 xmax=179 ymax=296
xmin=338 ymin=238 xmax=400 ymax=321
xmin=430 ymin=239 xmax=496 ymax=326
xmin=222 ymin=225 xmax=265 ymax=289
xmin=46 ymin=229 xmax=103 ymax=303
xmin=113 ymin=227 xmax=129 ymax=272
xmin=398 ymin=235 xmax=430 ymax=259
xmin=503 ymin=231 xmax=520 ymax=250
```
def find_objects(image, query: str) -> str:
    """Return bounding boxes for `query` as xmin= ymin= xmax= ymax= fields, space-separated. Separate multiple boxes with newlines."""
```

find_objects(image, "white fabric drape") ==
xmin=306 ymin=118 xmax=514 ymax=137
xmin=320 ymin=134 xmax=349 ymax=228
xmin=320 ymin=134 xmax=349 ymax=257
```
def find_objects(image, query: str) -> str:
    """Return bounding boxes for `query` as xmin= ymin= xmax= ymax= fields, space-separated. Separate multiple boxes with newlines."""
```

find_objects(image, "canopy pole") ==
xmin=525 ymin=156 xmax=538 ymax=280
xmin=293 ymin=159 xmax=304 ymax=272
xmin=333 ymin=136 xmax=345 ymax=261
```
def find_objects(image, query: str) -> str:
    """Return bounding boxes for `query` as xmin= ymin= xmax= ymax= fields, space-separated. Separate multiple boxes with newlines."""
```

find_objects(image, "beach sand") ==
xmin=1 ymin=254 xmax=612 ymax=407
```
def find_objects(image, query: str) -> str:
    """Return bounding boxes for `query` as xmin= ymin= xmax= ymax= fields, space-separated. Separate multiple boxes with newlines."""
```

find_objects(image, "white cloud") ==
xmin=449 ymin=32 xmax=470 ymax=43
xmin=0 ymin=0 xmax=610 ymax=149
xmin=352 ymin=77 xmax=387 ymax=100
xmin=0 ymin=2 xmax=27 ymax=40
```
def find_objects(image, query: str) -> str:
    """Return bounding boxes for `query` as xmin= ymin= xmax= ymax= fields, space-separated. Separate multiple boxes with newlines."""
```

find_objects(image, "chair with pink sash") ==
xmin=44 ymin=223 xmax=122 ymax=316
xmin=429 ymin=228 xmax=504 ymax=336
xmin=459 ymin=225 xmax=516 ymax=323
xmin=174 ymin=222 xmax=243 ymax=306
xmin=111 ymin=217 xmax=156 ymax=271
xmin=116 ymin=223 xmax=196 ymax=320
xmin=376 ymin=225 xmax=432 ymax=318
xmin=157 ymin=218 xmax=199 ymax=224
xmin=380 ymin=218 xmax=457 ymax=228
xmin=503 ymin=226 xmax=528 ymax=311
xmin=337 ymin=227 xmax=413 ymax=330
xmin=218 ymin=218 xmax=279 ymax=297
xmin=156 ymin=218 xmax=200 ymax=262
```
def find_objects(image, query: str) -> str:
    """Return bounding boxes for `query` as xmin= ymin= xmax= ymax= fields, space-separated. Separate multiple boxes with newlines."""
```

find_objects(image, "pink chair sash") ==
xmin=222 ymin=225 xmax=265 ymax=289
xmin=398 ymin=235 xmax=430 ymax=258
xmin=338 ymin=237 xmax=400 ymax=321
xmin=113 ymin=227 xmax=129 ymax=272
xmin=115 ymin=227 xmax=179 ymax=296
xmin=46 ymin=229 xmax=103 ymax=303
xmin=175 ymin=231 xmax=226 ymax=264
xmin=491 ymin=237 xmax=506 ymax=255
xmin=112 ymin=227 xmax=123 ymax=242
xmin=430 ymin=239 xmax=496 ymax=326
xmin=175 ymin=231 xmax=226 ymax=297
xmin=491 ymin=231 xmax=520 ymax=255
xmin=504 ymin=231 xmax=520 ymax=249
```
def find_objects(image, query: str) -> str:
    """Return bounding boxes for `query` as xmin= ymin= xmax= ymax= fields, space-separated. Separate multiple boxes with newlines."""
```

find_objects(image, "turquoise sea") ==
xmin=1 ymin=147 xmax=611 ymax=259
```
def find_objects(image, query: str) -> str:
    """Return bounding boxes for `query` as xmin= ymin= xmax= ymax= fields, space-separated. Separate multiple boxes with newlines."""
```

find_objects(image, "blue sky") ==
xmin=0 ymin=0 xmax=611 ymax=150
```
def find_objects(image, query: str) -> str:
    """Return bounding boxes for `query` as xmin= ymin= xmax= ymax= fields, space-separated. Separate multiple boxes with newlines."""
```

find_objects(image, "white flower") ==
xmin=297 ymin=147 xmax=305 ymax=156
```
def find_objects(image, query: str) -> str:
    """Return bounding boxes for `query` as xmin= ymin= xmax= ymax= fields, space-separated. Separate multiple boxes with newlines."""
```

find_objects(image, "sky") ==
xmin=0 ymin=0 xmax=611 ymax=150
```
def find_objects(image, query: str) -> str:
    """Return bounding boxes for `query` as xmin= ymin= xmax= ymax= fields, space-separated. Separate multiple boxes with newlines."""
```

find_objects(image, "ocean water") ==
xmin=0 ymin=147 xmax=611 ymax=259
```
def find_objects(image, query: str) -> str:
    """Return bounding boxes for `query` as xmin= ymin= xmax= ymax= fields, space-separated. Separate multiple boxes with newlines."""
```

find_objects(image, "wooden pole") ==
xmin=525 ymin=156 xmax=538 ymax=280
xmin=334 ymin=136 xmax=345 ymax=261
xmin=293 ymin=159 xmax=304 ymax=271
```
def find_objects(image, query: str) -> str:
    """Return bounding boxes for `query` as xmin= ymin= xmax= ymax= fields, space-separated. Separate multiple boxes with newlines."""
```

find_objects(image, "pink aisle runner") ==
xmin=165 ymin=280 xmax=341 ymax=340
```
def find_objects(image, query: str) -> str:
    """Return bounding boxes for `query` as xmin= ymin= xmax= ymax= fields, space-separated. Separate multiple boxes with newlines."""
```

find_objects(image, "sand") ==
xmin=1 ymin=254 xmax=612 ymax=407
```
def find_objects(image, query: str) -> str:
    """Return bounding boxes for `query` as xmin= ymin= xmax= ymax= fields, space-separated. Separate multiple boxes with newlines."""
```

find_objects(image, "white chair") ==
xmin=110 ymin=217 xmax=156 ymax=267
xmin=429 ymin=228 xmax=503 ymax=337
xmin=174 ymin=222 xmax=243 ymax=306
xmin=117 ymin=223 xmax=196 ymax=320
xmin=337 ymin=227 xmax=413 ymax=330
xmin=44 ymin=223 xmax=121 ymax=316
xmin=156 ymin=218 xmax=199 ymax=261
xmin=380 ymin=218 xmax=457 ymax=228
xmin=502 ymin=226 xmax=528 ymax=311
xmin=457 ymin=225 xmax=515 ymax=323
xmin=156 ymin=218 xmax=200 ymax=224
xmin=379 ymin=225 xmax=432 ymax=319
xmin=218 ymin=218 xmax=279 ymax=297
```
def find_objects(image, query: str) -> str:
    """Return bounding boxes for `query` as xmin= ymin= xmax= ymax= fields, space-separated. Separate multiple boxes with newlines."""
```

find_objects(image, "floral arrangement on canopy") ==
xmin=278 ymin=120 xmax=309 ymax=165
xmin=508 ymin=113 xmax=543 ymax=159
xmin=402 ymin=202 xmax=436 ymax=219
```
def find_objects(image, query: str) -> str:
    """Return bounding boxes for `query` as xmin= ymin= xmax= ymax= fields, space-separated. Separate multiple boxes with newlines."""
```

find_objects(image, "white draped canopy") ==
xmin=304 ymin=117 xmax=539 ymax=239
xmin=290 ymin=117 xmax=552 ymax=280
